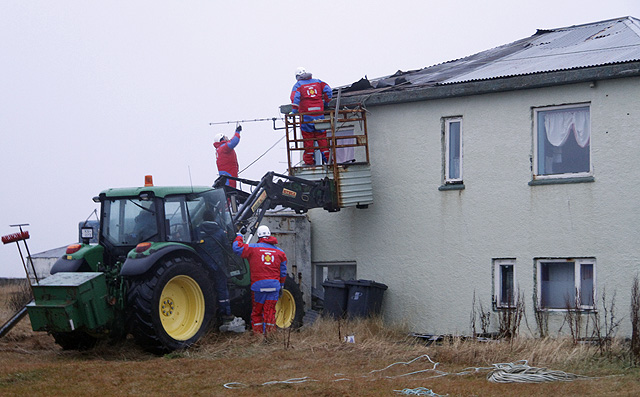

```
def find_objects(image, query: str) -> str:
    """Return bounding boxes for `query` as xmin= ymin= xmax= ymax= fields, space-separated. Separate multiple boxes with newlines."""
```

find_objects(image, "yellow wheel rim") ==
xmin=275 ymin=289 xmax=296 ymax=328
xmin=159 ymin=275 xmax=205 ymax=341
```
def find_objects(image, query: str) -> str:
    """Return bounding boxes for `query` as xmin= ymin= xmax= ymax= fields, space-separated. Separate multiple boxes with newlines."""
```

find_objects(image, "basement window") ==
xmin=533 ymin=104 xmax=591 ymax=180
xmin=312 ymin=261 xmax=356 ymax=300
xmin=536 ymin=258 xmax=595 ymax=310
xmin=493 ymin=259 xmax=515 ymax=308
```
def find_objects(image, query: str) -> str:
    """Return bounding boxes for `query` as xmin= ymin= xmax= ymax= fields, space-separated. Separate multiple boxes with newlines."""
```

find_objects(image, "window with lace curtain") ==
xmin=533 ymin=104 xmax=591 ymax=178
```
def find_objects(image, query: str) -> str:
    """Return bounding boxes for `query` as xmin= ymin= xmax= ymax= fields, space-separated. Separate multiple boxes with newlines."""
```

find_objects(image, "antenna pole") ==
xmin=209 ymin=117 xmax=280 ymax=126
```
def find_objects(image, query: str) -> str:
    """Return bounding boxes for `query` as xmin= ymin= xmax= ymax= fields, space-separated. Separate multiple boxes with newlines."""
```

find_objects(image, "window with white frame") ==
xmin=536 ymin=258 xmax=595 ymax=310
xmin=533 ymin=104 xmax=591 ymax=178
xmin=493 ymin=259 xmax=515 ymax=308
xmin=444 ymin=117 xmax=463 ymax=183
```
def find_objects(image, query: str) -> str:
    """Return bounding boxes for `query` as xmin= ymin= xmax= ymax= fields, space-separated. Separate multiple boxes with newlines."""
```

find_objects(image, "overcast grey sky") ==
xmin=1 ymin=1 xmax=638 ymax=277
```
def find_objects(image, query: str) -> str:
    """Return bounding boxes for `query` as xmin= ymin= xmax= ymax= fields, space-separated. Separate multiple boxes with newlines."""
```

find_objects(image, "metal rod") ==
xmin=14 ymin=242 xmax=31 ymax=286
xmin=16 ymin=225 xmax=39 ymax=285
xmin=209 ymin=117 xmax=281 ymax=126
xmin=272 ymin=118 xmax=286 ymax=131
xmin=333 ymin=88 xmax=342 ymax=126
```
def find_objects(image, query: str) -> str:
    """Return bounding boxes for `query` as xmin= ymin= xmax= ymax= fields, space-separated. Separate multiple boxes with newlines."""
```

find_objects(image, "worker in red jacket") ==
xmin=213 ymin=124 xmax=241 ymax=188
xmin=232 ymin=225 xmax=287 ymax=335
xmin=290 ymin=67 xmax=332 ymax=165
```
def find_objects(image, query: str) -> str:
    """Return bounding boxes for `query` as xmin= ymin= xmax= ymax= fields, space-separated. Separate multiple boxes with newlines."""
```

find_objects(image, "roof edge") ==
xmin=540 ymin=15 xmax=639 ymax=32
xmin=337 ymin=61 xmax=640 ymax=107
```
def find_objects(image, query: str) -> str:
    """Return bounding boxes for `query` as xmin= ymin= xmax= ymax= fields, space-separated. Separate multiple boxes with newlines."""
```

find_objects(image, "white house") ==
xmin=308 ymin=16 xmax=640 ymax=337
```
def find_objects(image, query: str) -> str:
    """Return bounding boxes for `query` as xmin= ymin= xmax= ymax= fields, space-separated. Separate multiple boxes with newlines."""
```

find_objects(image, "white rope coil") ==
xmin=223 ymin=376 xmax=318 ymax=389
xmin=223 ymin=355 xmax=591 ymax=391
xmin=393 ymin=387 xmax=445 ymax=396
xmin=487 ymin=360 xmax=588 ymax=383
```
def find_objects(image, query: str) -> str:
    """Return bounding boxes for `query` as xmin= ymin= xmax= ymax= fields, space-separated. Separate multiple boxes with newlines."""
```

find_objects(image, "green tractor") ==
xmin=26 ymin=172 xmax=338 ymax=353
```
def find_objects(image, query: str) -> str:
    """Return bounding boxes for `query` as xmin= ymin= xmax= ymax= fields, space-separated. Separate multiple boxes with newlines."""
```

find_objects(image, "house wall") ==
xmin=310 ymin=76 xmax=640 ymax=336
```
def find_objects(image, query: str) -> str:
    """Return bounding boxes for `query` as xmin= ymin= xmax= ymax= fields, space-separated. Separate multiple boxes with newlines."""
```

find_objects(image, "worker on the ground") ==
xmin=232 ymin=225 xmax=287 ymax=335
xmin=196 ymin=209 xmax=245 ymax=333
xmin=214 ymin=124 xmax=241 ymax=187
xmin=290 ymin=67 xmax=332 ymax=165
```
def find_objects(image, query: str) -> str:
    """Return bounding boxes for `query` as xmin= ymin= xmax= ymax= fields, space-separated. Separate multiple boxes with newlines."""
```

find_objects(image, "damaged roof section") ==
xmin=340 ymin=16 xmax=640 ymax=102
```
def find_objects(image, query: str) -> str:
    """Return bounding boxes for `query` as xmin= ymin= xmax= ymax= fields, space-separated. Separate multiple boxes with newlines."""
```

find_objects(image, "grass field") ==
xmin=1 ymin=279 xmax=639 ymax=396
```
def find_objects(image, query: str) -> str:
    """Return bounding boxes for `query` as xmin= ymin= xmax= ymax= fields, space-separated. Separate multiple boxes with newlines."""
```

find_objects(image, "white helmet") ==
xmin=214 ymin=133 xmax=226 ymax=142
xmin=295 ymin=66 xmax=307 ymax=78
xmin=257 ymin=225 xmax=271 ymax=238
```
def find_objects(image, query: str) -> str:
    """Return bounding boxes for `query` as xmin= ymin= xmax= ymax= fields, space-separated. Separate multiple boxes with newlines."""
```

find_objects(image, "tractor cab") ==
xmin=51 ymin=183 xmax=239 ymax=278
xmin=94 ymin=187 xmax=236 ymax=268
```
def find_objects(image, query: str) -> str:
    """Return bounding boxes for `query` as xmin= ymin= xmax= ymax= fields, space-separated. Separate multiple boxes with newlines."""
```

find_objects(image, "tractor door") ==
xmin=101 ymin=197 xmax=161 ymax=265
xmin=183 ymin=189 xmax=246 ymax=278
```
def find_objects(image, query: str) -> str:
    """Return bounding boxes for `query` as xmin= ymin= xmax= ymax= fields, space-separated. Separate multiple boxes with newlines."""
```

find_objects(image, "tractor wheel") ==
xmin=275 ymin=276 xmax=305 ymax=329
xmin=52 ymin=331 xmax=98 ymax=350
xmin=126 ymin=255 xmax=216 ymax=354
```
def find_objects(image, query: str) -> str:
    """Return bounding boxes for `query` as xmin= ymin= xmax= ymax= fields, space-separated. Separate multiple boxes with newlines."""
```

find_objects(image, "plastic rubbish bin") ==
xmin=322 ymin=279 xmax=349 ymax=318
xmin=345 ymin=280 xmax=388 ymax=318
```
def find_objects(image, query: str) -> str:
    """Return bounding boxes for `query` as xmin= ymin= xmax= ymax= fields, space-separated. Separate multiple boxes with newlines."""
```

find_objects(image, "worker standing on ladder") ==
xmin=290 ymin=67 xmax=332 ymax=165
xmin=214 ymin=124 xmax=241 ymax=187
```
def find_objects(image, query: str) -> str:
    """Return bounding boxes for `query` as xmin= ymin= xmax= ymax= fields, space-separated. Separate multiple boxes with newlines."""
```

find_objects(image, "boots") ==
xmin=219 ymin=316 xmax=246 ymax=333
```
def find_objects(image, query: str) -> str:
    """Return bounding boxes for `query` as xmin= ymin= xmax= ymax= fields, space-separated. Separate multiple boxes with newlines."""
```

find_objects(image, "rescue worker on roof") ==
xmin=213 ymin=124 xmax=241 ymax=188
xmin=290 ymin=67 xmax=333 ymax=165
xmin=232 ymin=225 xmax=287 ymax=336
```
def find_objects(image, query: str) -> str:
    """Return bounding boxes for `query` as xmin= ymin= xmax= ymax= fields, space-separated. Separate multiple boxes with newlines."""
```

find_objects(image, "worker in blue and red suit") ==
xmin=213 ymin=124 xmax=241 ymax=188
xmin=232 ymin=225 xmax=287 ymax=335
xmin=290 ymin=67 xmax=333 ymax=165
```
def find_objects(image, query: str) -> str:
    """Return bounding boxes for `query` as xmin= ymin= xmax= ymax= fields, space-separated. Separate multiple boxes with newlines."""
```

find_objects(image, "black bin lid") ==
xmin=322 ymin=279 xmax=347 ymax=288
xmin=344 ymin=279 xmax=388 ymax=290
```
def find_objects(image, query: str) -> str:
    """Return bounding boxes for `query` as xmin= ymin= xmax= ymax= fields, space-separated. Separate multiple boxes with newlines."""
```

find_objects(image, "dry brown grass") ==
xmin=5 ymin=279 xmax=32 ymax=312
xmin=1 ymin=282 xmax=639 ymax=396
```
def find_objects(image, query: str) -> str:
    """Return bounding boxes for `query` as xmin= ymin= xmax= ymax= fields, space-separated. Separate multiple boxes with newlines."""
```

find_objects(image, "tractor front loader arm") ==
xmin=215 ymin=171 xmax=339 ymax=239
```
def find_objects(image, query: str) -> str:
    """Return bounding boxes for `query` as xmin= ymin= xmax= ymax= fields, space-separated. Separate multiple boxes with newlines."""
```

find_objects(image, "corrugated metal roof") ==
xmin=341 ymin=16 xmax=640 ymax=95
xmin=445 ymin=17 xmax=640 ymax=84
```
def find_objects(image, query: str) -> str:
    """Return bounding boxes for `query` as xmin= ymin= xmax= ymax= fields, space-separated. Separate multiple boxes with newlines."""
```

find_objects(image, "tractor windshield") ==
xmin=102 ymin=198 xmax=159 ymax=246
xmin=184 ymin=189 xmax=235 ymax=241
